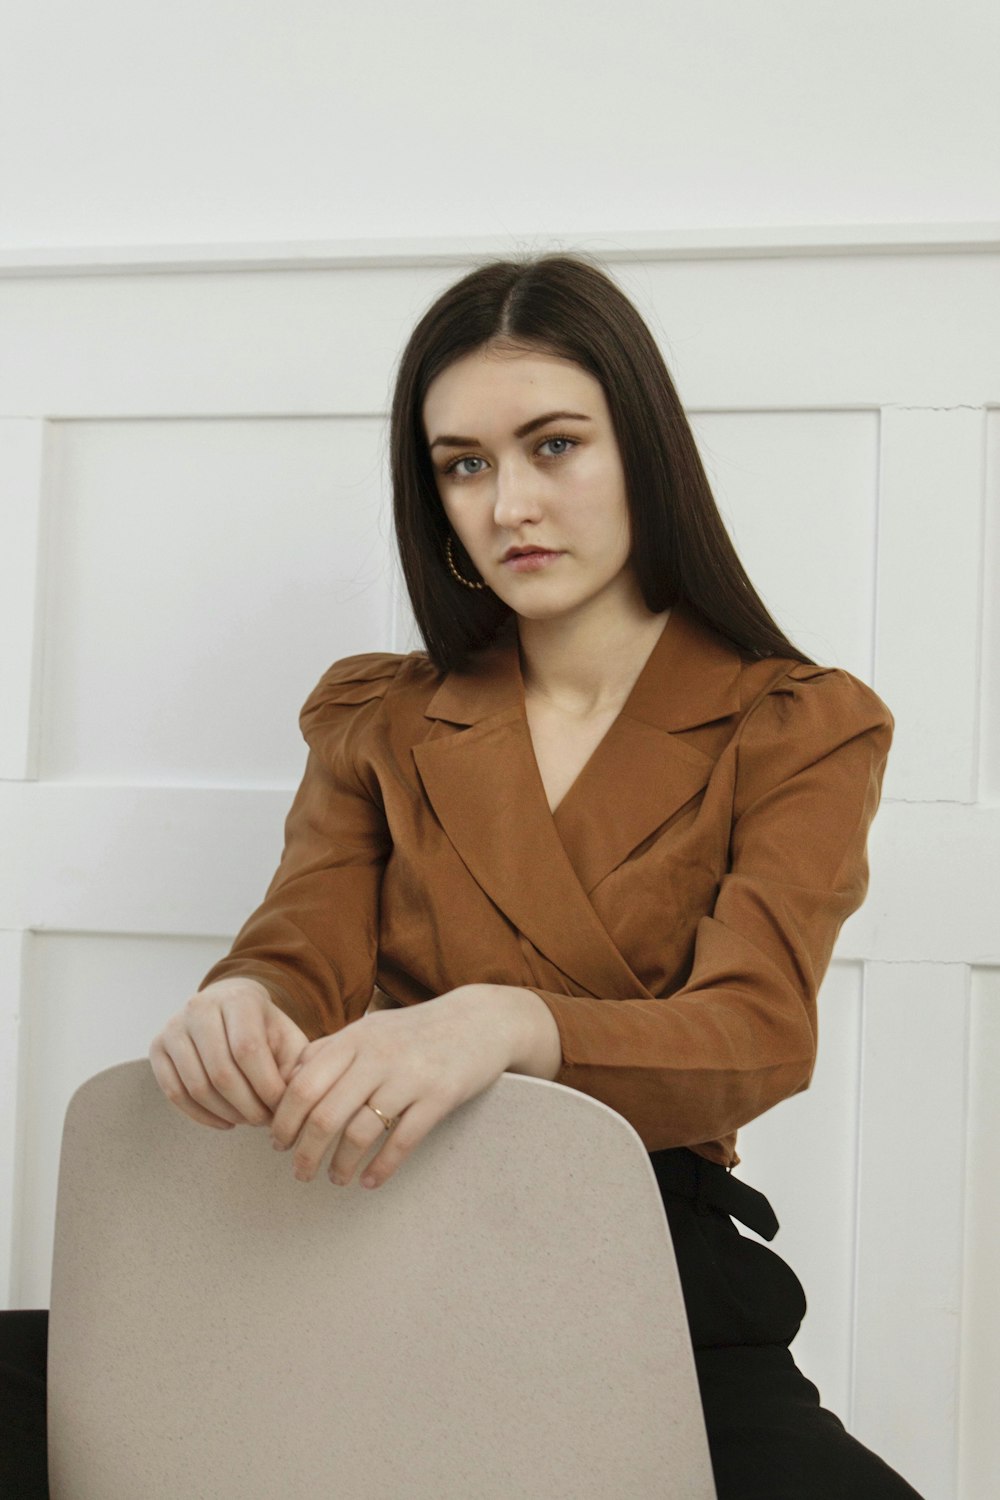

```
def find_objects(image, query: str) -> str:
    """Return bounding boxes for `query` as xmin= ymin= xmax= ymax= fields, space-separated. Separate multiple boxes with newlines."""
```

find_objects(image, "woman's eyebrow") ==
xmin=429 ymin=410 xmax=592 ymax=451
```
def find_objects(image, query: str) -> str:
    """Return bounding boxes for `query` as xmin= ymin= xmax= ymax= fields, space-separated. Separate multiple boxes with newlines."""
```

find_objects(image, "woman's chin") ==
xmin=505 ymin=595 xmax=581 ymax=624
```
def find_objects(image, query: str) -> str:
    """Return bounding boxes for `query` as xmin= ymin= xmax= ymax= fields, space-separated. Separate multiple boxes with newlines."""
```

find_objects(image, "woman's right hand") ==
xmin=149 ymin=977 xmax=310 ymax=1130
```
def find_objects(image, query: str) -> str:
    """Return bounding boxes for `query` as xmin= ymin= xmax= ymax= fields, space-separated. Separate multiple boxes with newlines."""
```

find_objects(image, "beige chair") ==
xmin=47 ymin=1059 xmax=717 ymax=1499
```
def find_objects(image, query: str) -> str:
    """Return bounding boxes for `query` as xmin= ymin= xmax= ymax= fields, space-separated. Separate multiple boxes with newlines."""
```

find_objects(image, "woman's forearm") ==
xmin=449 ymin=984 xmax=563 ymax=1081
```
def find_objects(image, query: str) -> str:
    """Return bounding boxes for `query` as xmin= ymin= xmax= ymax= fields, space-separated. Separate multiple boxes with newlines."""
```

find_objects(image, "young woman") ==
xmin=2 ymin=253 xmax=925 ymax=1498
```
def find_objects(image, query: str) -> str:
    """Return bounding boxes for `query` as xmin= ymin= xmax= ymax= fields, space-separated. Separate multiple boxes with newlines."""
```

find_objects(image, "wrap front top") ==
xmin=198 ymin=599 xmax=894 ymax=1167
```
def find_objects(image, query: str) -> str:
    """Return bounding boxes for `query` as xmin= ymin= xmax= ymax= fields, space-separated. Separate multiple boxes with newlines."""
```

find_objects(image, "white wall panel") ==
xmin=12 ymin=931 xmax=235 ymax=1309
xmin=981 ymin=410 xmax=1000 ymax=805
xmin=40 ymin=417 xmax=394 ymax=785
xmin=0 ymin=266 xmax=454 ymax=418
xmin=877 ymin=406 xmax=985 ymax=803
xmin=691 ymin=410 xmax=878 ymax=674
xmin=734 ymin=962 xmax=864 ymax=1427
xmin=0 ymin=419 xmax=47 ymax=779
xmin=0 ymin=931 xmax=27 ymax=1302
xmin=853 ymin=962 xmax=968 ymax=1500
xmin=3 ymin=254 xmax=1000 ymax=422
xmin=2 ymin=4 xmax=998 ymax=247
xmin=0 ymin=784 xmax=292 ymax=936
xmin=959 ymin=966 xmax=1000 ymax=1500
xmin=864 ymin=803 xmax=1000 ymax=963
xmin=633 ymin=253 xmax=1000 ymax=409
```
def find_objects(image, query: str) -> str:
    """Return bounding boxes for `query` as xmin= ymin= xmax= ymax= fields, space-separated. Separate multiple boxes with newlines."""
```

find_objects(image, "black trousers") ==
xmin=1 ymin=1150 xmax=925 ymax=1499
xmin=649 ymin=1151 xmax=926 ymax=1498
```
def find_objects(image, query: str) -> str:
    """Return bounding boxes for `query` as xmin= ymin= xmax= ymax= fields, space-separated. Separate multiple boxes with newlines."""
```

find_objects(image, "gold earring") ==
xmin=445 ymin=535 xmax=488 ymax=591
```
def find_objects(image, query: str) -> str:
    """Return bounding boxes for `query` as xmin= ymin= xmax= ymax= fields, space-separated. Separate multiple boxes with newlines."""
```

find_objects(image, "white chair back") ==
xmin=48 ymin=1059 xmax=716 ymax=1498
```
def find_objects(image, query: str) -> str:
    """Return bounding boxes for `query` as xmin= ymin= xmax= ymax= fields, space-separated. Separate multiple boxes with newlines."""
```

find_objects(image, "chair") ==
xmin=47 ymin=1059 xmax=717 ymax=1499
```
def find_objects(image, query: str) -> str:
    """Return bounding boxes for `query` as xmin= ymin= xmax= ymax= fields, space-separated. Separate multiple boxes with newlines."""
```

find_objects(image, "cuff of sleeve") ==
xmin=197 ymin=961 xmax=323 ymax=1039
xmin=519 ymin=986 xmax=587 ymax=1086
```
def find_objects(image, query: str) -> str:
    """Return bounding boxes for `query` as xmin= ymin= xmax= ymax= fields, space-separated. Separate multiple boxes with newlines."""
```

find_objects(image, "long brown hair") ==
xmin=389 ymin=251 xmax=816 ymax=673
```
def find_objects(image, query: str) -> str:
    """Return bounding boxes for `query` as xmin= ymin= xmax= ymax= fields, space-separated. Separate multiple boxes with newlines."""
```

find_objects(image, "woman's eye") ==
xmin=541 ymin=436 xmax=576 ymax=458
xmin=443 ymin=435 xmax=578 ymax=479
xmin=447 ymin=455 xmax=486 ymax=478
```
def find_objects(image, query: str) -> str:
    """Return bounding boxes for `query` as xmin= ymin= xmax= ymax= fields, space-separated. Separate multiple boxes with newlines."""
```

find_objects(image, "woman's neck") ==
xmin=516 ymin=592 xmax=672 ymax=717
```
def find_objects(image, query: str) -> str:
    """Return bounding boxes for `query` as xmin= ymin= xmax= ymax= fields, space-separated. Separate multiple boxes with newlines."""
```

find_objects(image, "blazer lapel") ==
xmin=412 ymin=602 xmax=744 ymax=998
xmin=414 ymin=709 xmax=645 ymax=997
xmin=552 ymin=601 xmax=744 ymax=892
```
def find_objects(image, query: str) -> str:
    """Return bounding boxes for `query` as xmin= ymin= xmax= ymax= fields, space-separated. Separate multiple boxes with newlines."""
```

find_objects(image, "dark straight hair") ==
xmin=389 ymin=251 xmax=816 ymax=674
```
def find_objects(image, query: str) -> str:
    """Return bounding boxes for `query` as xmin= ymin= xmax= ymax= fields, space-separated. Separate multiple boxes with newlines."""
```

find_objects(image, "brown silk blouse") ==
xmin=197 ymin=599 xmax=894 ymax=1168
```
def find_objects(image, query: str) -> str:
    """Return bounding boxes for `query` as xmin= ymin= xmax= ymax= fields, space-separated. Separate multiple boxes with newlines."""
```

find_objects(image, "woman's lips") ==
xmin=502 ymin=549 xmax=563 ymax=573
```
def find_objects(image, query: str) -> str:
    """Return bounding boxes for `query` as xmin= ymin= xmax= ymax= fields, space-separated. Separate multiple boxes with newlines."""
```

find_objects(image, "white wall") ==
xmin=2 ymin=0 xmax=999 ymax=250
xmin=2 ymin=6 xmax=998 ymax=1498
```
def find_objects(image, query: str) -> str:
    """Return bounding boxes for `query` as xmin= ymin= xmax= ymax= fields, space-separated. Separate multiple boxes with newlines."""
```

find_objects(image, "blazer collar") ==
xmin=412 ymin=601 xmax=745 ymax=998
xmin=423 ymin=598 xmax=744 ymax=732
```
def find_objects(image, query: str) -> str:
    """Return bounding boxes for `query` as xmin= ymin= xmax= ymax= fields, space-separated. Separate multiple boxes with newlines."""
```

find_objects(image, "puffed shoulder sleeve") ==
xmin=524 ymin=663 xmax=895 ymax=1157
xmin=196 ymin=652 xmax=403 ymax=1038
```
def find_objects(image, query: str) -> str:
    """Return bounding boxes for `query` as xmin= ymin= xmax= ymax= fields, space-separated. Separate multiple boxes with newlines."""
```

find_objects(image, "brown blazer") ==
xmin=198 ymin=599 xmax=894 ymax=1168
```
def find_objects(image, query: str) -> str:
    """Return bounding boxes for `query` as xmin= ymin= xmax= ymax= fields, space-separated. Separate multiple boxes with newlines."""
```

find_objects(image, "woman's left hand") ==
xmin=268 ymin=985 xmax=529 ymax=1190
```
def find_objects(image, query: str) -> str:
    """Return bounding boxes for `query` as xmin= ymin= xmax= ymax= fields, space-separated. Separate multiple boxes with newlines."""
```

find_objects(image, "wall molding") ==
xmin=2 ymin=222 xmax=1000 ymax=278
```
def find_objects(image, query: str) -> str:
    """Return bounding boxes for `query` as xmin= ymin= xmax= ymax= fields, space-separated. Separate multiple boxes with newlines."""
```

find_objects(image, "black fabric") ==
xmin=0 ymin=1162 xmax=926 ymax=1498
xmin=649 ymin=1146 xmax=781 ymax=1241
xmin=0 ymin=1308 xmax=49 ymax=1498
xmin=655 ymin=1160 xmax=809 ymax=1351
xmin=653 ymin=1149 xmax=926 ymax=1498
xmin=696 ymin=1346 xmax=925 ymax=1500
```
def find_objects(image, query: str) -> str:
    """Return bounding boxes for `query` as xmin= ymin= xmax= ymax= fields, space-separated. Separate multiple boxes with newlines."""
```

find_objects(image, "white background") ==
xmin=2 ymin=5 xmax=999 ymax=1497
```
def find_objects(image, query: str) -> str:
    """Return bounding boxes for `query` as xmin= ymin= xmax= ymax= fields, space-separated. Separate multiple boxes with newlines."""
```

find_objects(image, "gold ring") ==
xmin=366 ymin=1102 xmax=397 ymax=1131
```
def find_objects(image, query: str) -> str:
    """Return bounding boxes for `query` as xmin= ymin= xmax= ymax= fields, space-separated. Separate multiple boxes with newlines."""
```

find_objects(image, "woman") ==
xmin=2 ymin=253 xmax=924 ymax=1498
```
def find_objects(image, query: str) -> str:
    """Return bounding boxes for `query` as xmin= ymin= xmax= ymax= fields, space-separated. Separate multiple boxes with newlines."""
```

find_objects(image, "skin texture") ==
xmin=149 ymin=976 xmax=560 ymax=1188
xmin=426 ymin=342 xmax=667 ymax=697
xmin=150 ymin=339 xmax=672 ymax=1190
xmin=426 ymin=342 xmax=635 ymax=631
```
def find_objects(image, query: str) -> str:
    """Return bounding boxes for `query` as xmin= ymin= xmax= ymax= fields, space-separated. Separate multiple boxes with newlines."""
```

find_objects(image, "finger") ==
xmin=270 ymin=1016 xmax=311 ymax=1087
xmin=338 ymin=1096 xmax=437 ymax=1190
xmin=149 ymin=1047 xmax=236 ymax=1130
xmin=280 ymin=1036 xmax=326 ymax=1088
xmin=220 ymin=999 xmax=295 ymax=1115
xmin=270 ymin=1042 xmax=353 ymax=1152
xmin=185 ymin=1006 xmax=273 ymax=1125
xmin=283 ymin=1063 xmax=387 ymax=1183
xmin=327 ymin=1098 xmax=402 ymax=1185
xmin=160 ymin=1030 xmax=249 ymax=1126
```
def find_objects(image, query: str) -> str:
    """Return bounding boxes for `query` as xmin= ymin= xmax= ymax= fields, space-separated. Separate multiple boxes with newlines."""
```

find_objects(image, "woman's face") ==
xmin=422 ymin=343 xmax=637 ymax=627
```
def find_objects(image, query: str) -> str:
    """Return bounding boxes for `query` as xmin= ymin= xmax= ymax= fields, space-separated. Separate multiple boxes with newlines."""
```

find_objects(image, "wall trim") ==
xmin=1 ymin=222 xmax=999 ymax=278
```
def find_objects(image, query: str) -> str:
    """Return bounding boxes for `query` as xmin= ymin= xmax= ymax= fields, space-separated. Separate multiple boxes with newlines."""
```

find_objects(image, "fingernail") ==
xmin=328 ymin=1172 xmax=345 ymax=1186
xmin=361 ymin=1175 xmax=377 ymax=1189
xmin=272 ymin=1139 xmax=286 ymax=1151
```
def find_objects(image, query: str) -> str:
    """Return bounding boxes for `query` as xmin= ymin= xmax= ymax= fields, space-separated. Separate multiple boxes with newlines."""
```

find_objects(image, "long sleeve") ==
xmin=196 ymin=653 xmax=402 ymax=1039
xmin=522 ymin=665 xmax=894 ymax=1159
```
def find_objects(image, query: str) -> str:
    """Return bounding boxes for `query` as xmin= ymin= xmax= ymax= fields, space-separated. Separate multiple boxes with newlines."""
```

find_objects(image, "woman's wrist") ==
xmin=459 ymin=983 xmax=563 ymax=1081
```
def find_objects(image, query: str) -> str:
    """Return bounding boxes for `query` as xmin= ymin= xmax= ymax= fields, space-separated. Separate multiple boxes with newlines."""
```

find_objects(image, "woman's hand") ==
xmin=149 ymin=977 xmax=309 ymax=1130
xmin=268 ymin=985 xmax=527 ymax=1191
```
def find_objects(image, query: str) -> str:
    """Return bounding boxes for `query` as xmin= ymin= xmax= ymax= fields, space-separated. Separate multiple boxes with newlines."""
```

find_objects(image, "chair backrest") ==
xmin=48 ymin=1059 xmax=716 ymax=1499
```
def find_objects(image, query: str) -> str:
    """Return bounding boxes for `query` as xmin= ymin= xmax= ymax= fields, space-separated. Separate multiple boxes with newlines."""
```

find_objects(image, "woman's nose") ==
xmin=492 ymin=465 xmax=544 ymax=528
